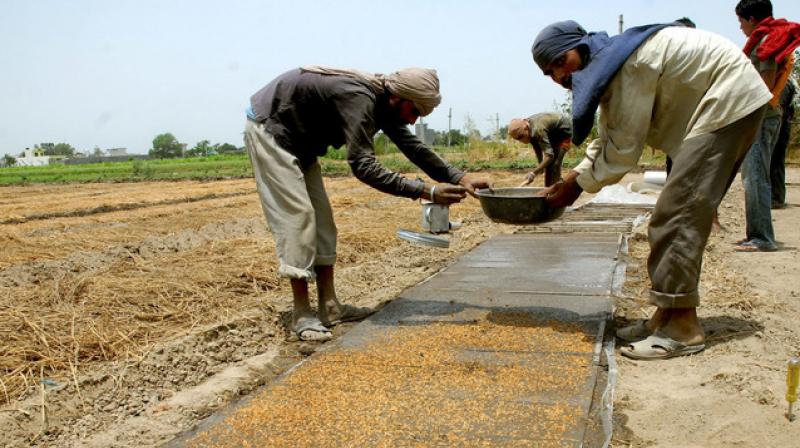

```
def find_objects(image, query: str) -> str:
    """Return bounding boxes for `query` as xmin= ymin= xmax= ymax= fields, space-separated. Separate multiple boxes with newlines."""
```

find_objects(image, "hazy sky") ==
xmin=2 ymin=0 xmax=799 ymax=157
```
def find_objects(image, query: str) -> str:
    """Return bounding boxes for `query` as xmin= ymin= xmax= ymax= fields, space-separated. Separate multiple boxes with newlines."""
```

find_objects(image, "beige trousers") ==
xmin=244 ymin=120 xmax=337 ymax=280
xmin=647 ymin=106 xmax=765 ymax=308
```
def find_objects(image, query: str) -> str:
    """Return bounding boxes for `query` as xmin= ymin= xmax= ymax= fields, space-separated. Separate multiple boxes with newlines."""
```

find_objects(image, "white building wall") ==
xmin=16 ymin=148 xmax=51 ymax=167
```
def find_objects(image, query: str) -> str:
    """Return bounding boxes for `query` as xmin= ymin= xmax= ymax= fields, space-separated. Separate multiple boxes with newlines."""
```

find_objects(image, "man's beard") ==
xmin=560 ymin=74 xmax=573 ymax=90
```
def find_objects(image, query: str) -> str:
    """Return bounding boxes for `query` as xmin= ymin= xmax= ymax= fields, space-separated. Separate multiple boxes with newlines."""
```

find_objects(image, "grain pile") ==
xmin=187 ymin=313 xmax=596 ymax=447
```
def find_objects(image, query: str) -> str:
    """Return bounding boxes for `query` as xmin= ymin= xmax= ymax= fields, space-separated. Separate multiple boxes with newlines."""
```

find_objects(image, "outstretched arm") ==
xmin=385 ymin=124 xmax=491 ymax=197
xmin=520 ymin=153 xmax=554 ymax=186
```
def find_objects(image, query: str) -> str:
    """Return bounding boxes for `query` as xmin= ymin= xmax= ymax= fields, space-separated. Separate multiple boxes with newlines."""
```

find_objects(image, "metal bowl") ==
xmin=475 ymin=187 xmax=565 ymax=224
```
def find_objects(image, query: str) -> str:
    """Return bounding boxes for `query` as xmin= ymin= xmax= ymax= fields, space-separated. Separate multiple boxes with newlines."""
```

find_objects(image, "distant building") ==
xmin=16 ymin=147 xmax=50 ymax=167
xmin=414 ymin=123 xmax=435 ymax=145
xmin=106 ymin=147 xmax=127 ymax=156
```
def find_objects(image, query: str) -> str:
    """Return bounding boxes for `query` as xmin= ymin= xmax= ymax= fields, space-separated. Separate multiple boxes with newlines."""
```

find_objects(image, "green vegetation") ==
xmin=0 ymin=141 xmax=672 ymax=186
xmin=149 ymin=133 xmax=184 ymax=158
xmin=0 ymin=154 xmax=252 ymax=185
xmin=2 ymin=154 xmax=16 ymax=168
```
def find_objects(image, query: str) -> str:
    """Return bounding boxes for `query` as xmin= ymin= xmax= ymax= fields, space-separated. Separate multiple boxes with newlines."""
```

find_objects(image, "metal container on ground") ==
xmin=475 ymin=187 xmax=565 ymax=224
xmin=421 ymin=201 xmax=451 ymax=234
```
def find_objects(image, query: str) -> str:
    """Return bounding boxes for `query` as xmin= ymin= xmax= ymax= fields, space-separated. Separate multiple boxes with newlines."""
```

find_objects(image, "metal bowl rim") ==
xmin=475 ymin=187 xmax=546 ymax=199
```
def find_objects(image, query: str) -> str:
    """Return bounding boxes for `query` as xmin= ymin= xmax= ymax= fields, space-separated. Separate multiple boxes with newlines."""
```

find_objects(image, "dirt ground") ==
xmin=613 ymin=168 xmax=800 ymax=447
xmin=0 ymin=172 xmax=525 ymax=447
xmin=0 ymin=168 xmax=798 ymax=447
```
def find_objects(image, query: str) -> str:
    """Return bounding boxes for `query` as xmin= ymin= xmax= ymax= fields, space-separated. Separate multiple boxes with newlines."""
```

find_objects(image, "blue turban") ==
xmin=532 ymin=20 xmax=588 ymax=72
xmin=531 ymin=20 xmax=678 ymax=144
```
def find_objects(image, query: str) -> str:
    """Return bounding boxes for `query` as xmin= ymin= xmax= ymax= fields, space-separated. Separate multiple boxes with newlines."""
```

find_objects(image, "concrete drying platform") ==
xmin=172 ymin=230 xmax=624 ymax=447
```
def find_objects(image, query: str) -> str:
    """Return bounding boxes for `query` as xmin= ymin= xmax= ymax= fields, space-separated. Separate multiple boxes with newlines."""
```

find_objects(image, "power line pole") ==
xmin=619 ymin=14 xmax=624 ymax=34
xmin=484 ymin=114 xmax=501 ymax=141
xmin=447 ymin=107 xmax=452 ymax=147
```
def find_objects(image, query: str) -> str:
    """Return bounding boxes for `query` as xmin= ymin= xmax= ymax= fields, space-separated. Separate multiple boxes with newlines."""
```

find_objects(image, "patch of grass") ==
xmin=323 ymin=146 xmax=347 ymax=160
xmin=319 ymin=159 xmax=350 ymax=175
xmin=0 ymin=154 xmax=253 ymax=185
xmin=0 ymin=140 xmax=675 ymax=186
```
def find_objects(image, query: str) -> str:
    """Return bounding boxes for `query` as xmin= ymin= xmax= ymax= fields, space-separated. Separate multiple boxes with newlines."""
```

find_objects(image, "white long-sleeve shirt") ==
xmin=575 ymin=27 xmax=772 ymax=193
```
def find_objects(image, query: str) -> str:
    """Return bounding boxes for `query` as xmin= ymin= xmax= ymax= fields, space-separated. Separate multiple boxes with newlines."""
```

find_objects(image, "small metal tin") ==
xmin=421 ymin=201 xmax=451 ymax=234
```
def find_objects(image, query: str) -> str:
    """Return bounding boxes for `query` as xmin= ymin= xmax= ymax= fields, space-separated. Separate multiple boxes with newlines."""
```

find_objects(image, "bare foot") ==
xmin=646 ymin=307 xmax=669 ymax=333
xmin=319 ymin=301 xmax=375 ymax=326
xmin=616 ymin=307 xmax=670 ymax=342
xmin=656 ymin=308 xmax=705 ymax=346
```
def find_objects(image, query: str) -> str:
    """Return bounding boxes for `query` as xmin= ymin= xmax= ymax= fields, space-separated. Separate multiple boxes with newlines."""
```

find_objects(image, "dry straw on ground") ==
xmin=0 ymin=173 xmax=523 ymax=407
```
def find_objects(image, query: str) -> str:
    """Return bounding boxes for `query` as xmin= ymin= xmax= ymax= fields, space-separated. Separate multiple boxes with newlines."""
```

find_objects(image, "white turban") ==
xmin=384 ymin=68 xmax=442 ymax=116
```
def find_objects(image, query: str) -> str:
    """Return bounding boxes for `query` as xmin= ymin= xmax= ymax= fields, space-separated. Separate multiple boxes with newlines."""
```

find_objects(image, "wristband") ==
xmin=430 ymin=185 xmax=437 ymax=203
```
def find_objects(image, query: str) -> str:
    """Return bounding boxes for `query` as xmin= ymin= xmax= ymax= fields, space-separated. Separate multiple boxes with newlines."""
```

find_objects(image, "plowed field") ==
xmin=0 ymin=172 xmax=521 ymax=446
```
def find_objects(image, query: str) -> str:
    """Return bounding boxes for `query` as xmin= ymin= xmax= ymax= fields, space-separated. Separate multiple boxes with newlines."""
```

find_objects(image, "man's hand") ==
xmin=544 ymin=170 xmax=583 ymax=208
xmin=458 ymin=173 xmax=491 ymax=197
xmin=424 ymin=183 xmax=468 ymax=205
xmin=519 ymin=171 xmax=537 ymax=187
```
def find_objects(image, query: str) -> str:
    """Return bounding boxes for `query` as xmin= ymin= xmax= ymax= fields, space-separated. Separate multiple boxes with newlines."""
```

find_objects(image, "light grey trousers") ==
xmin=244 ymin=120 xmax=337 ymax=280
xmin=647 ymin=106 xmax=766 ymax=308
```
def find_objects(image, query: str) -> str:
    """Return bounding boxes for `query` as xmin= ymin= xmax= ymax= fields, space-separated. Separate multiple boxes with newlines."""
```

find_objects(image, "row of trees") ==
xmin=1 ymin=135 xmax=243 ymax=167
xmin=149 ymin=133 xmax=241 ymax=159
xmin=373 ymin=127 xmax=502 ymax=154
xmin=426 ymin=126 xmax=509 ymax=148
xmin=35 ymin=142 xmax=80 ymax=156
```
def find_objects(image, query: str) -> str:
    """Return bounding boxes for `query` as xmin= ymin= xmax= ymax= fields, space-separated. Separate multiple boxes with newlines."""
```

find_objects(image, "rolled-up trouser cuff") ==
xmin=278 ymin=265 xmax=315 ymax=280
xmin=278 ymin=255 xmax=335 ymax=279
xmin=649 ymin=288 xmax=700 ymax=308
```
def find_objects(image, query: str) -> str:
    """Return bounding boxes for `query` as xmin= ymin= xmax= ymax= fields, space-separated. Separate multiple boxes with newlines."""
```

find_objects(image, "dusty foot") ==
xmin=616 ymin=307 xmax=669 ymax=342
xmin=646 ymin=307 xmax=669 ymax=332
xmin=616 ymin=320 xmax=652 ymax=342
xmin=318 ymin=301 xmax=375 ymax=327
xmin=655 ymin=314 xmax=705 ymax=346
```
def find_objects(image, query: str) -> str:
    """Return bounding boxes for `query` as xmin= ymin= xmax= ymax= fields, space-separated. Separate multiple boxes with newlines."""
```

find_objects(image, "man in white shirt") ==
xmin=532 ymin=21 xmax=771 ymax=359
